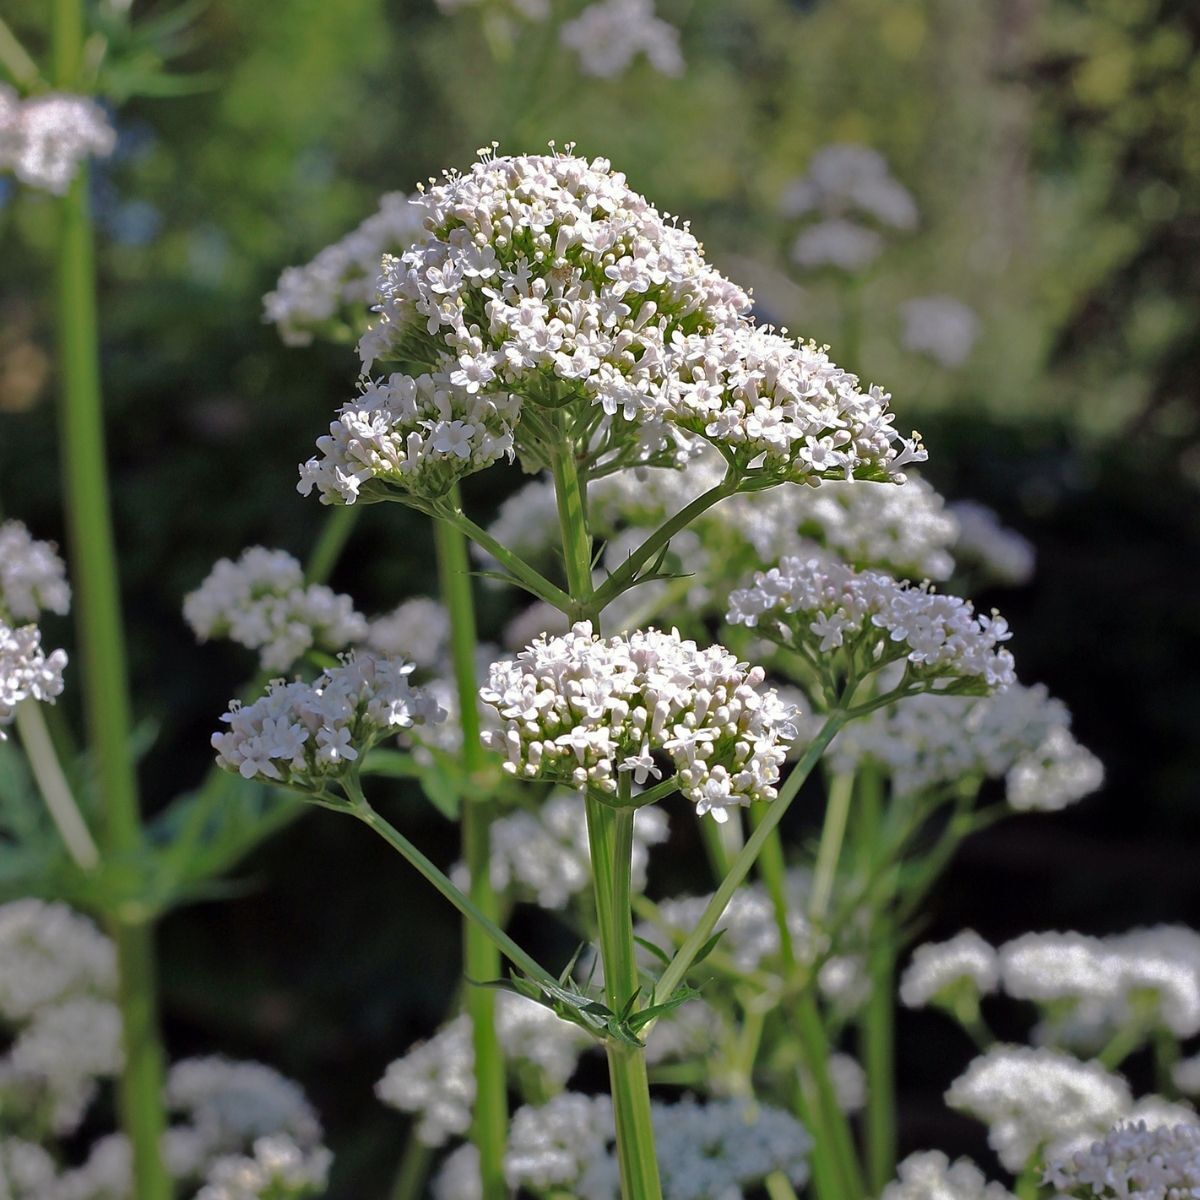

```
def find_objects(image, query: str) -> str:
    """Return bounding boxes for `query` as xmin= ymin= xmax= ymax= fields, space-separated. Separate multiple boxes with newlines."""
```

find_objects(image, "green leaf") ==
xmin=626 ymin=985 xmax=700 ymax=1033
xmin=633 ymin=934 xmax=671 ymax=966
xmin=691 ymin=929 xmax=726 ymax=967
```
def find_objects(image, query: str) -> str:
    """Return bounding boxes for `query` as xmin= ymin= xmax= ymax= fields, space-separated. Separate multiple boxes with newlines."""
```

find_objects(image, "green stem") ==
xmin=1097 ymin=1020 xmax=1148 ymax=1070
xmin=585 ymin=792 xmax=664 ymax=1200
xmin=304 ymin=506 xmax=358 ymax=586
xmin=764 ymin=1172 xmax=802 ymax=1200
xmin=13 ymin=700 xmax=99 ymax=870
xmin=549 ymin=444 xmax=594 ymax=616
xmin=655 ymin=714 xmax=847 ymax=1005
xmin=750 ymin=802 xmax=796 ymax=971
xmin=434 ymin=500 xmax=506 ymax=1200
xmin=1015 ymin=1163 xmax=1041 ymax=1200
xmin=387 ymin=1136 xmax=434 ymax=1200
xmin=348 ymin=787 xmax=557 ymax=990
xmin=53 ymin=3 xmax=171 ymax=1195
xmin=0 ymin=16 xmax=41 ymax=86
xmin=810 ymin=772 xmax=854 ymax=922
xmin=857 ymin=768 xmax=896 ymax=1192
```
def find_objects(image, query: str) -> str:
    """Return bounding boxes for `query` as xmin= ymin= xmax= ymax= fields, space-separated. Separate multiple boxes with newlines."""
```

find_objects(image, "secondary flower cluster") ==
xmin=479 ymin=623 xmax=798 ymax=820
xmin=299 ymin=148 xmax=920 ymax=502
xmin=899 ymin=295 xmax=981 ymax=369
xmin=882 ymin=1151 xmax=1015 ymax=1200
xmin=0 ymin=521 xmax=71 ymax=621
xmin=830 ymin=680 xmax=1102 ymax=811
xmin=185 ymin=547 xmax=368 ymax=672
xmin=0 ymin=85 xmax=116 ymax=195
xmin=727 ymin=555 xmax=1016 ymax=692
xmin=211 ymin=653 xmax=444 ymax=787
xmin=1044 ymin=1121 xmax=1200 ymax=1199
xmin=559 ymin=0 xmax=683 ymax=78
xmin=263 ymin=191 xmax=426 ymax=346
xmin=1 ymin=621 xmax=67 ymax=740
xmin=948 ymin=500 xmax=1036 ymax=586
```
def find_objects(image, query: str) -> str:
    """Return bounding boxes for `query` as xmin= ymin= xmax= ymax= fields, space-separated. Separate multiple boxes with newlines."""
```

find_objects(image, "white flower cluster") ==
xmin=0 ymin=521 xmax=71 ymax=621
xmin=479 ymin=622 xmax=798 ymax=821
xmin=882 ymin=1151 xmax=1016 ymax=1200
xmin=559 ymin=0 xmax=684 ymax=79
xmin=499 ymin=1092 xmax=812 ymax=1200
xmin=830 ymin=681 xmax=1102 ymax=810
xmin=376 ymin=991 xmax=592 ymax=1147
xmin=899 ymin=931 xmax=999 ymax=1010
xmin=1000 ymin=927 xmax=1200 ymax=1045
xmin=456 ymin=791 xmax=668 ymax=909
xmin=0 ymin=86 xmax=116 ymax=196
xmin=945 ymin=1046 xmax=1132 ymax=1172
xmin=185 ymin=546 xmax=368 ymax=672
xmin=900 ymin=295 xmax=981 ymax=369
xmin=727 ymin=555 xmax=1016 ymax=692
xmin=0 ymin=1139 xmax=57 ymax=1200
xmin=264 ymin=191 xmax=426 ymax=346
xmin=364 ymin=596 xmax=451 ymax=669
xmin=949 ymin=501 xmax=1036 ymax=587
xmin=1 ymin=621 xmax=67 ymax=741
xmin=194 ymin=1135 xmax=331 ymax=1200
xmin=781 ymin=144 xmax=917 ymax=273
xmin=212 ymin=653 xmax=444 ymax=787
xmin=1044 ymin=1121 xmax=1200 ymax=1199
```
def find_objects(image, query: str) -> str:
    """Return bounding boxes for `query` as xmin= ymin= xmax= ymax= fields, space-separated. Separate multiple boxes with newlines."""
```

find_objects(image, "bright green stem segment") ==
xmin=53 ymin=3 xmax=171 ymax=1196
xmin=857 ymin=768 xmax=897 ymax=1192
xmin=810 ymin=772 xmax=854 ymax=921
xmin=434 ymin=502 xmax=507 ymax=1200
xmin=304 ymin=506 xmax=358 ymax=586
xmin=586 ymin=795 xmax=664 ymax=1200
xmin=549 ymin=445 xmax=595 ymax=616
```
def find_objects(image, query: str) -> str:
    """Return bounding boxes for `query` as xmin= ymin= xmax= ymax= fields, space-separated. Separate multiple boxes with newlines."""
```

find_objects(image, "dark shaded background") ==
xmin=2 ymin=0 xmax=1199 ymax=1193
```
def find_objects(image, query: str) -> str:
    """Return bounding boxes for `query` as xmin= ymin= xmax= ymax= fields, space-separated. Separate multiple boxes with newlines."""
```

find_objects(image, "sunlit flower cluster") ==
xmin=900 ymin=931 xmax=999 ymax=1010
xmin=0 ymin=621 xmax=67 ymax=741
xmin=882 ymin=1151 xmax=1016 ymax=1200
xmin=0 ymin=86 xmax=116 ymax=195
xmin=830 ymin=681 xmax=1102 ymax=810
xmin=0 ymin=521 xmax=71 ymax=621
xmin=559 ymin=0 xmax=683 ymax=79
xmin=363 ymin=595 xmax=451 ymax=668
xmin=212 ymin=653 xmax=444 ymax=787
xmin=945 ymin=1047 xmax=1132 ymax=1172
xmin=264 ymin=191 xmax=426 ymax=346
xmin=900 ymin=295 xmax=981 ymax=369
xmin=193 ymin=1135 xmax=331 ymax=1200
xmin=1044 ymin=1121 xmax=1200 ymax=1199
xmin=479 ymin=622 xmax=798 ymax=820
xmin=185 ymin=546 xmax=368 ymax=672
xmin=727 ymin=555 xmax=1015 ymax=692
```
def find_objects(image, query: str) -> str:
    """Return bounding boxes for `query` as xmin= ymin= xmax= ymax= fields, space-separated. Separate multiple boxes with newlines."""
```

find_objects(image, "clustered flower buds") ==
xmin=899 ymin=931 xmax=1000 ymax=1011
xmin=948 ymin=500 xmax=1036 ymax=587
xmin=0 ymin=621 xmax=67 ymax=740
xmin=559 ymin=0 xmax=683 ymax=79
xmin=212 ymin=654 xmax=444 ymax=787
xmin=0 ymin=85 xmax=116 ymax=195
xmin=0 ymin=521 xmax=71 ymax=621
xmin=882 ymin=1151 xmax=1015 ymax=1200
xmin=185 ymin=547 xmax=367 ymax=672
xmin=479 ymin=622 xmax=798 ymax=821
xmin=1044 ymin=1121 xmax=1200 ymax=1199
xmin=727 ymin=555 xmax=1015 ymax=693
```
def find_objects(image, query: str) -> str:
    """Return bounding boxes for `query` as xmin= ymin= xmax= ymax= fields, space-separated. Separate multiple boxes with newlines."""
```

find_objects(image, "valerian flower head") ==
xmin=900 ymin=931 xmax=1000 ymax=1011
xmin=882 ymin=1151 xmax=1016 ymax=1200
xmin=559 ymin=0 xmax=684 ymax=79
xmin=184 ymin=547 xmax=368 ymax=672
xmin=948 ymin=500 xmax=1036 ymax=587
xmin=781 ymin=145 xmax=919 ymax=232
xmin=0 ymin=521 xmax=71 ymax=621
xmin=211 ymin=654 xmax=445 ymax=789
xmin=0 ymin=85 xmax=115 ymax=195
xmin=479 ymin=622 xmax=798 ymax=821
xmin=264 ymin=192 xmax=427 ymax=346
xmin=1044 ymin=1120 xmax=1200 ymax=1200
xmin=0 ymin=621 xmax=67 ymax=740
xmin=945 ymin=1046 xmax=1132 ymax=1173
xmin=362 ymin=596 xmax=451 ymax=668
xmin=193 ymin=1135 xmax=331 ymax=1200
xmin=900 ymin=295 xmax=981 ymax=369
xmin=727 ymin=556 xmax=1015 ymax=697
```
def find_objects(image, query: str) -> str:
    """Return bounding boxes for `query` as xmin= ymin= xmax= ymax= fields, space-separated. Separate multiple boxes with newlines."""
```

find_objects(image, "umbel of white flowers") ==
xmin=298 ymin=147 xmax=923 ymax=503
xmin=0 ymin=621 xmax=67 ymax=740
xmin=0 ymin=85 xmax=116 ymax=195
xmin=478 ymin=622 xmax=799 ymax=821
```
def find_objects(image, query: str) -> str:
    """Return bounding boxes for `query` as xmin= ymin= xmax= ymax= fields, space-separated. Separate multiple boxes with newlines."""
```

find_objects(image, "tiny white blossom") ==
xmin=0 ymin=621 xmax=67 ymax=740
xmin=559 ymin=0 xmax=684 ymax=79
xmin=900 ymin=931 xmax=999 ymax=1010
xmin=0 ymin=85 xmax=115 ymax=195
xmin=0 ymin=522 xmax=71 ymax=621
xmin=882 ymin=1151 xmax=1016 ymax=1200
xmin=781 ymin=145 xmax=918 ymax=231
xmin=900 ymin=295 xmax=981 ymax=369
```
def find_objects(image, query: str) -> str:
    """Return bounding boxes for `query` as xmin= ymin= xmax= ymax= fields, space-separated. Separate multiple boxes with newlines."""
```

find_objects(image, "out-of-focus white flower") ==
xmin=945 ymin=1046 xmax=1132 ymax=1173
xmin=781 ymin=145 xmax=918 ymax=231
xmin=0 ymin=621 xmax=67 ymax=740
xmin=0 ymin=1138 xmax=58 ymax=1200
xmin=434 ymin=0 xmax=550 ymax=17
xmin=1044 ymin=1120 xmax=1200 ymax=1199
xmin=900 ymin=932 xmax=999 ymax=1010
xmin=830 ymin=681 xmax=1102 ymax=811
xmin=948 ymin=501 xmax=1036 ymax=587
xmin=211 ymin=653 xmax=444 ymax=787
xmin=0 ymin=85 xmax=115 ymax=195
xmin=900 ymin=296 xmax=980 ymax=369
xmin=363 ymin=597 xmax=450 ymax=669
xmin=185 ymin=546 xmax=367 ymax=672
xmin=376 ymin=992 xmax=592 ymax=1147
xmin=560 ymin=0 xmax=683 ymax=79
xmin=193 ymin=1135 xmax=331 ymax=1200
xmin=0 ymin=522 xmax=71 ymax=621
xmin=264 ymin=192 xmax=426 ymax=346
xmin=480 ymin=622 xmax=798 ymax=821
xmin=882 ymin=1151 xmax=1015 ymax=1200
xmin=791 ymin=218 xmax=885 ymax=272
xmin=432 ymin=1143 xmax=482 ymax=1200
xmin=727 ymin=556 xmax=1015 ymax=692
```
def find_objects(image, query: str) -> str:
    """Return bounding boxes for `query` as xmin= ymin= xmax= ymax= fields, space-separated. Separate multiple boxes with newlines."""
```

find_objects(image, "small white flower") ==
xmin=900 ymin=931 xmax=999 ymax=1010
xmin=0 ymin=521 xmax=71 ymax=621
xmin=0 ymin=85 xmax=115 ymax=195
xmin=0 ymin=621 xmax=68 ymax=740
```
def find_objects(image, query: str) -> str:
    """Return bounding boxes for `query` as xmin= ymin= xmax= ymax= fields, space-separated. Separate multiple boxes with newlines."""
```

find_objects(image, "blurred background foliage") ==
xmin=2 ymin=0 xmax=1199 ymax=1194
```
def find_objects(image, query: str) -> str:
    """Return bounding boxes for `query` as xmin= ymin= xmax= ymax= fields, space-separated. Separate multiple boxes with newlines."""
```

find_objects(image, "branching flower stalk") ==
xmin=51 ymin=1 xmax=171 ymax=1195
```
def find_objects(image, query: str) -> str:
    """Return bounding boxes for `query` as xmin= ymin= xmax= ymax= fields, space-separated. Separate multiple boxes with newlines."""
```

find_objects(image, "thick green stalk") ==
xmin=434 ymin=502 xmax=507 ymax=1200
xmin=549 ymin=445 xmax=594 ymax=613
xmin=304 ymin=506 xmax=358 ymax=586
xmin=52 ymin=3 xmax=171 ymax=1195
xmin=810 ymin=772 xmax=854 ymax=921
xmin=856 ymin=769 xmax=897 ymax=1192
xmin=586 ymin=795 xmax=664 ymax=1200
